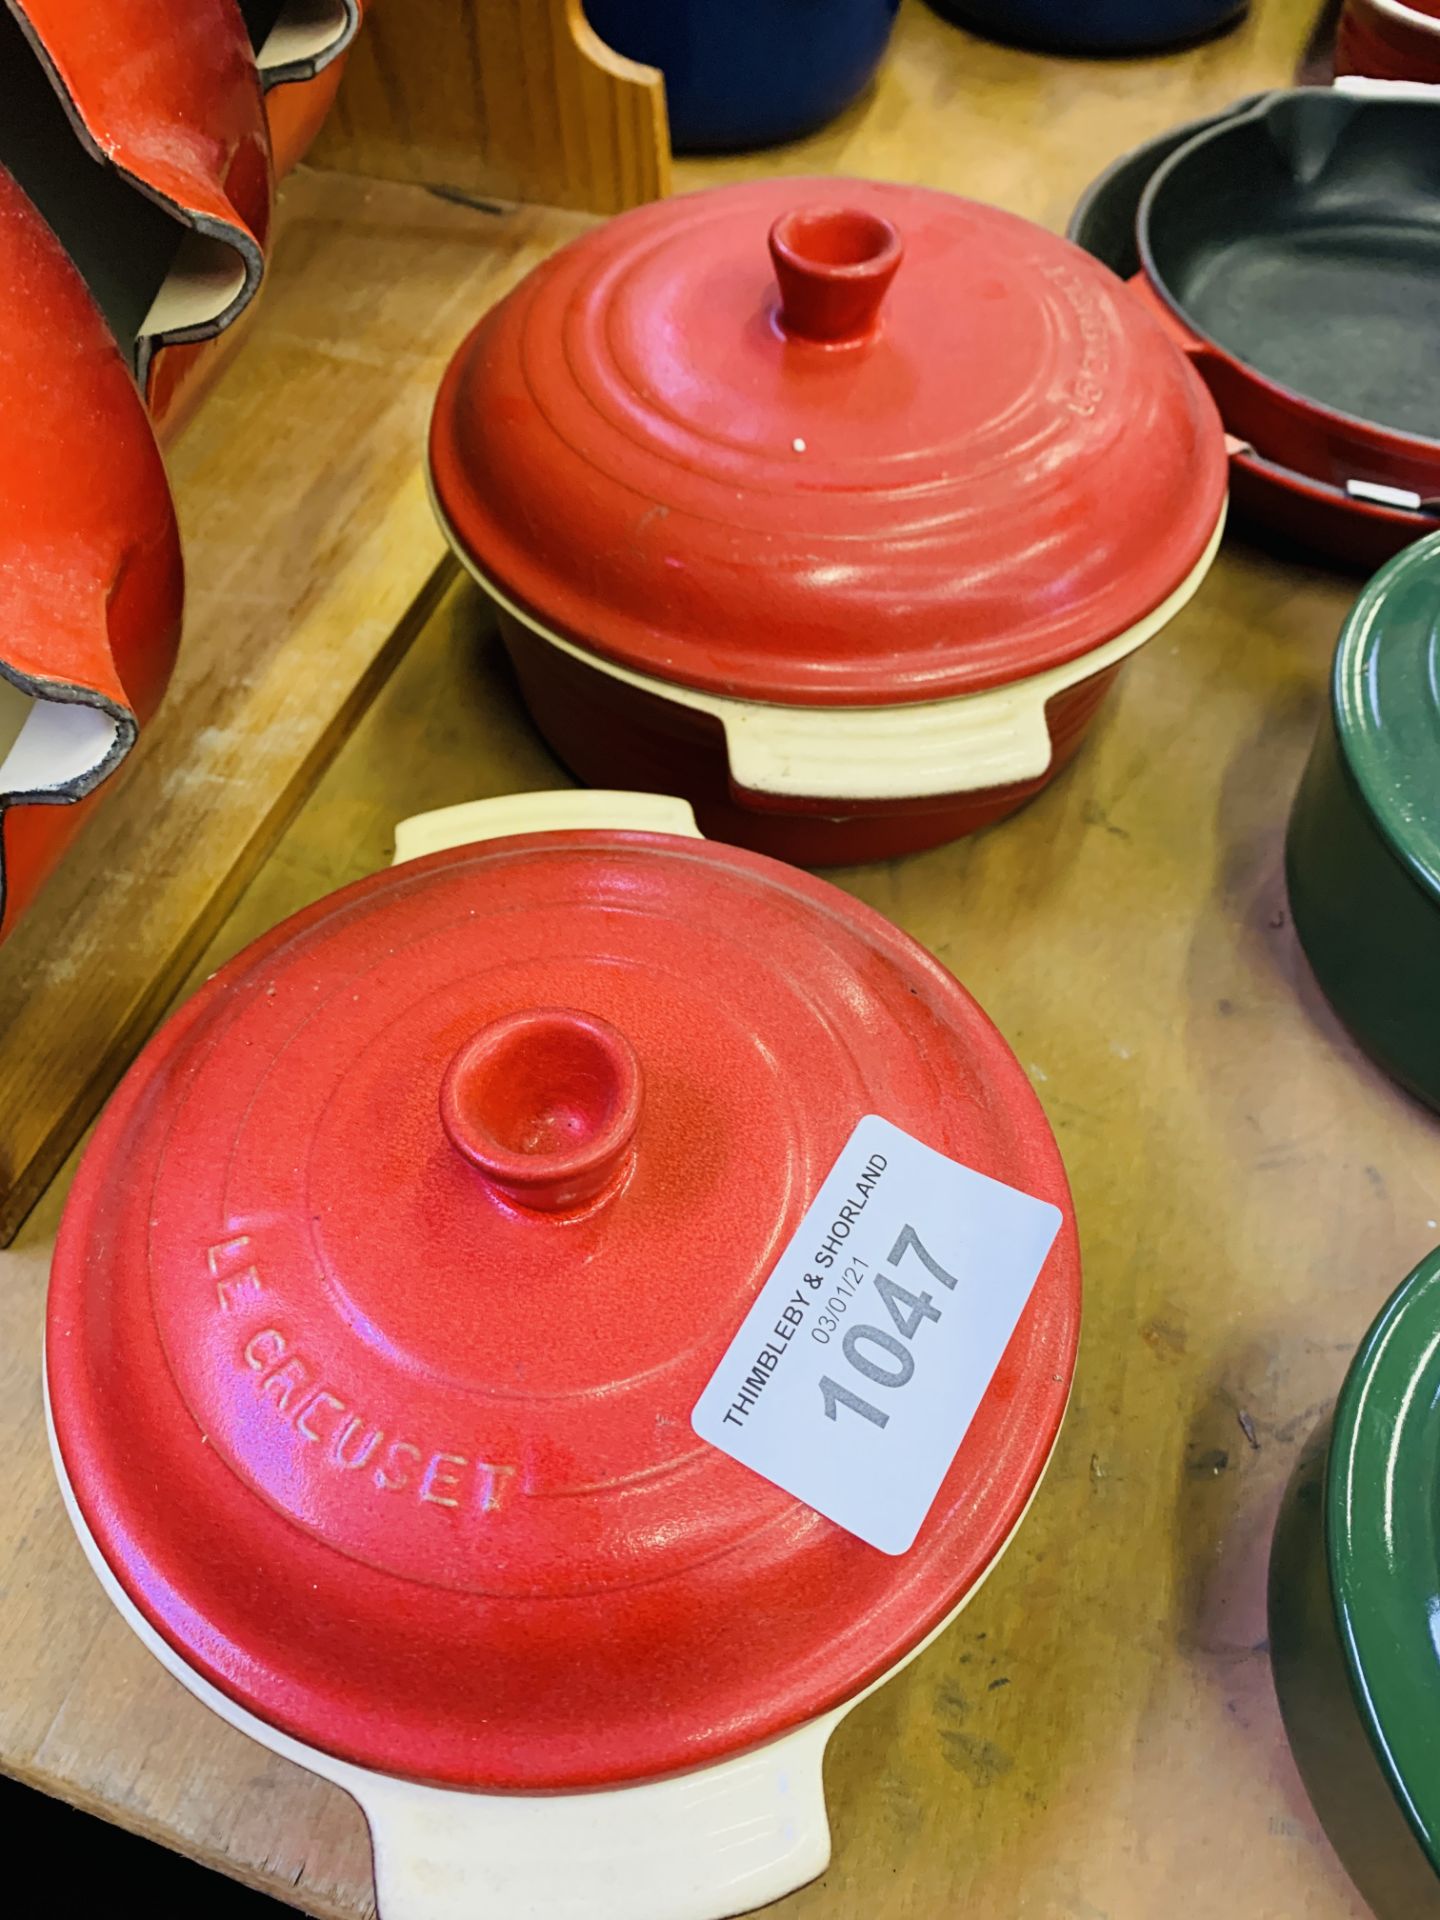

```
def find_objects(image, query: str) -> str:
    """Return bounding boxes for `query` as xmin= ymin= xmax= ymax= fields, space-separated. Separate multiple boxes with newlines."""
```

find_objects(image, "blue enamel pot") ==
xmin=585 ymin=0 xmax=901 ymax=152
xmin=930 ymin=0 xmax=1247 ymax=54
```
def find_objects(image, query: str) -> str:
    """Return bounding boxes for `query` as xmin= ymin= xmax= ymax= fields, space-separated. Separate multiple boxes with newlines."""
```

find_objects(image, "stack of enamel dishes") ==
xmin=429 ymin=178 xmax=1227 ymax=865
xmin=48 ymin=789 xmax=1081 ymax=1920
xmin=1 ymin=0 xmax=274 ymax=435
xmin=0 ymin=164 xmax=182 ymax=944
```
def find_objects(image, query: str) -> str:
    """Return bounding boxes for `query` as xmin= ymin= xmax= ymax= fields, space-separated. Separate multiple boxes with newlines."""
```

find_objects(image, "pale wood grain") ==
xmin=0 ymin=169 xmax=590 ymax=1246
xmin=1 ymin=2 xmax=1413 ymax=1917
xmin=308 ymin=0 xmax=671 ymax=214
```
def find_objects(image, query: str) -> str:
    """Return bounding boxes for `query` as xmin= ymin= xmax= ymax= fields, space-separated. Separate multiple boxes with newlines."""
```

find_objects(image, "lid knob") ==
xmin=768 ymin=206 xmax=903 ymax=346
xmin=440 ymin=1007 xmax=642 ymax=1214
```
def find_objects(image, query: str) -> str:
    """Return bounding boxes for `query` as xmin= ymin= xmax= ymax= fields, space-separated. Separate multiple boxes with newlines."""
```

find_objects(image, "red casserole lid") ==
xmin=48 ymin=818 xmax=1079 ymax=1790
xmin=430 ymin=177 xmax=1227 ymax=707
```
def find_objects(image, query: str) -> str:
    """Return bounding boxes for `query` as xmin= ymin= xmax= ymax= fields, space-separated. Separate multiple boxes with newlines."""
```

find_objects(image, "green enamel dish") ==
xmin=1270 ymin=1248 xmax=1440 ymax=1918
xmin=1286 ymin=531 xmax=1440 ymax=1110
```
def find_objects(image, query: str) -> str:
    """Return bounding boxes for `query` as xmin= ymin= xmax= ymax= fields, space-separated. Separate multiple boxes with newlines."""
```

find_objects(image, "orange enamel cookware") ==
xmin=241 ymin=0 xmax=363 ymax=176
xmin=0 ymin=164 xmax=183 ymax=942
xmin=5 ymin=0 xmax=275 ymax=437
xmin=430 ymin=179 xmax=1228 ymax=866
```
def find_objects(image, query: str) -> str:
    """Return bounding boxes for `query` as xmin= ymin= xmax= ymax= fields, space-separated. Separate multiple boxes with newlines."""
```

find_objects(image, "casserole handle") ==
xmin=353 ymin=1711 xmax=844 ymax=1920
xmin=720 ymin=681 xmax=1059 ymax=800
xmin=716 ymin=503 xmax=1226 ymax=803
xmin=393 ymin=789 xmax=702 ymax=863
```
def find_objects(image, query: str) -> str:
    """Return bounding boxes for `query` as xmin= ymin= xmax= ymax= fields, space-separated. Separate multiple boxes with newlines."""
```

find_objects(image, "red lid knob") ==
xmin=768 ymin=205 xmax=904 ymax=345
xmin=440 ymin=1007 xmax=641 ymax=1214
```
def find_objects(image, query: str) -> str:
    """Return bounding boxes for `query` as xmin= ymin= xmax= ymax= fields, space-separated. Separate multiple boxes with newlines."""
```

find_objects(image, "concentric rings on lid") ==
xmin=429 ymin=177 xmax=1227 ymax=708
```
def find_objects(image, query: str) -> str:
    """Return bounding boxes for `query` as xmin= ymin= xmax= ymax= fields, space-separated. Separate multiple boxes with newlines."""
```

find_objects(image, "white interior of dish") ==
xmin=258 ymin=0 xmax=354 ymax=74
xmin=0 ymin=677 xmax=120 ymax=801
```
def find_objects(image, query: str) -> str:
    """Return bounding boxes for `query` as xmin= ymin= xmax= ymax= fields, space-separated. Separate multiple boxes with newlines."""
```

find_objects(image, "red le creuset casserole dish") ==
xmin=429 ymin=179 xmax=1228 ymax=866
xmin=47 ymin=789 xmax=1080 ymax=1920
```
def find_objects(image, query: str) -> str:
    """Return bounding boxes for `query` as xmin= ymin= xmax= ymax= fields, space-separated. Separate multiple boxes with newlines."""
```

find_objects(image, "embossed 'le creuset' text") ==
xmin=206 ymin=1232 xmax=515 ymax=1518
xmin=242 ymin=1327 xmax=496 ymax=1512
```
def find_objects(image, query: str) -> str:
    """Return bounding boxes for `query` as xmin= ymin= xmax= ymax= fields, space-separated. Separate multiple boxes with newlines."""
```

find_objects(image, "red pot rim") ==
xmin=0 ymin=163 xmax=183 ymax=936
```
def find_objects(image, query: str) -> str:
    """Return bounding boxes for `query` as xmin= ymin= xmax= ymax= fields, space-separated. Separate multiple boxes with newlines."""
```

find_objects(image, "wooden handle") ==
xmin=309 ymin=0 xmax=671 ymax=214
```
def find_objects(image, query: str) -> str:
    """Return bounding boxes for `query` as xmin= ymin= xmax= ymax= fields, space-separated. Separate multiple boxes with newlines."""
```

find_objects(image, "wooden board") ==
xmin=0 ymin=168 xmax=589 ymax=1246
xmin=1 ymin=2 xmax=1421 ymax=1918
xmin=309 ymin=0 xmax=671 ymax=214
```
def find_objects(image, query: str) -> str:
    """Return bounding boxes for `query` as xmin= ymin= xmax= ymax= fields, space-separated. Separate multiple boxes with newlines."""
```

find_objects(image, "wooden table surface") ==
xmin=3 ymin=3 xmax=1426 ymax=1916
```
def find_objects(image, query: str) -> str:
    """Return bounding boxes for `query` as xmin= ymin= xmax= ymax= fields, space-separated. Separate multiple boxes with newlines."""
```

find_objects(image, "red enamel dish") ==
xmin=1227 ymin=444 xmax=1439 ymax=571
xmin=430 ymin=178 xmax=1227 ymax=865
xmin=8 ymin=0 xmax=275 ymax=439
xmin=0 ymin=164 xmax=183 ymax=943
xmin=48 ymin=790 xmax=1079 ymax=1918
xmin=1338 ymin=0 xmax=1440 ymax=84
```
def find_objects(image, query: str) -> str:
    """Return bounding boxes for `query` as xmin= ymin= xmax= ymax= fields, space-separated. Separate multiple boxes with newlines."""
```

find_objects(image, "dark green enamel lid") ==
xmin=1334 ymin=532 xmax=1440 ymax=901
xmin=1328 ymin=1247 xmax=1440 ymax=1868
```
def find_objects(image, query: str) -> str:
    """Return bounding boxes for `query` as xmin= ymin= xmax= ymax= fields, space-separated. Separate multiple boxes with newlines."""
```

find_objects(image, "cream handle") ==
xmin=355 ymin=1713 xmax=843 ymax=1920
xmin=464 ymin=508 xmax=1224 ymax=805
xmin=721 ymin=507 xmax=1224 ymax=800
xmin=392 ymin=790 xmax=702 ymax=865
xmin=722 ymin=682 xmax=1058 ymax=800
